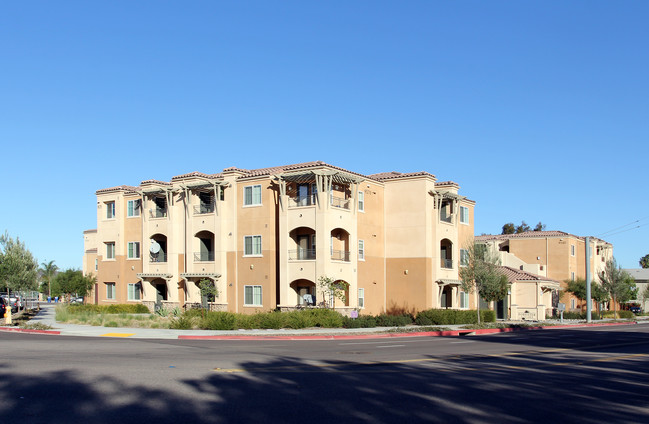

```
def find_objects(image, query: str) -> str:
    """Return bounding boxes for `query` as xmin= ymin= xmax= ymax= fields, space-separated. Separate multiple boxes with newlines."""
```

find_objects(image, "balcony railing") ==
xmin=330 ymin=196 xmax=351 ymax=210
xmin=441 ymin=259 xmax=453 ymax=269
xmin=288 ymin=249 xmax=316 ymax=260
xmin=193 ymin=202 xmax=215 ymax=215
xmin=194 ymin=251 xmax=215 ymax=262
xmin=440 ymin=212 xmax=452 ymax=223
xmin=331 ymin=250 xmax=350 ymax=262
xmin=289 ymin=195 xmax=316 ymax=208
xmin=150 ymin=208 xmax=168 ymax=219
xmin=150 ymin=252 xmax=167 ymax=263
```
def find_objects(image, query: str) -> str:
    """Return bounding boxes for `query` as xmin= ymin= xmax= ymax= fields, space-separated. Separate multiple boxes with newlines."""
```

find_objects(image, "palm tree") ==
xmin=40 ymin=260 xmax=58 ymax=298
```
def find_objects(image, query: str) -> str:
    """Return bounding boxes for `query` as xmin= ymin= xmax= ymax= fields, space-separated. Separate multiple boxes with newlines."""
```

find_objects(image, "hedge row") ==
xmin=415 ymin=309 xmax=496 ymax=325
xmin=68 ymin=304 xmax=150 ymax=314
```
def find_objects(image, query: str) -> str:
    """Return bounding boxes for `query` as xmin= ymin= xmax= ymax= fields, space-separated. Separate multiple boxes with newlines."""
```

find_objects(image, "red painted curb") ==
xmin=0 ymin=327 xmax=61 ymax=335
xmin=177 ymin=321 xmax=637 ymax=340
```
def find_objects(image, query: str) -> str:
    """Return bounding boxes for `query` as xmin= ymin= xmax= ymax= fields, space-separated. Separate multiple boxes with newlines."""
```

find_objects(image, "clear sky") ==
xmin=1 ymin=1 xmax=647 ymax=271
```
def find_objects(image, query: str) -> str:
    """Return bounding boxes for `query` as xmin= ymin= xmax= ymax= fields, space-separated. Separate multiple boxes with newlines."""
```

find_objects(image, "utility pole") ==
xmin=586 ymin=236 xmax=592 ymax=323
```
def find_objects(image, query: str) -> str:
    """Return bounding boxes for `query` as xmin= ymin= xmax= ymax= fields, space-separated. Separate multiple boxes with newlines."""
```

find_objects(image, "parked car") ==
xmin=70 ymin=296 xmax=84 ymax=304
xmin=1 ymin=295 xmax=18 ymax=313
xmin=629 ymin=306 xmax=642 ymax=314
xmin=0 ymin=297 xmax=6 ymax=318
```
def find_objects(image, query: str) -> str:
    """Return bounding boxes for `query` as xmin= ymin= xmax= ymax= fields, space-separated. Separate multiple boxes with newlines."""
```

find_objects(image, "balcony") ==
xmin=193 ymin=202 xmax=215 ymax=215
xmin=289 ymin=195 xmax=316 ymax=208
xmin=330 ymin=196 xmax=350 ymax=210
xmin=150 ymin=208 xmax=167 ymax=219
xmin=441 ymin=259 xmax=453 ymax=269
xmin=194 ymin=252 xmax=215 ymax=262
xmin=331 ymin=250 xmax=350 ymax=262
xmin=289 ymin=249 xmax=316 ymax=260
xmin=150 ymin=252 xmax=167 ymax=263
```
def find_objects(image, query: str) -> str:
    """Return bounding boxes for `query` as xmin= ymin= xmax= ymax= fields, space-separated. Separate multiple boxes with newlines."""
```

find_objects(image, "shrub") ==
xmin=342 ymin=315 xmax=377 ymax=328
xmin=66 ymin=304 xmax=150 ymax=314
xmin=415 ymin=309 xmax=496 ymax=325
xmin=285 ymin=310 xmax=315 ymax=329
xmin=306 ymin=309 xmax=343 ymax=328
xmin=201 ymin=311 xmax=237 ymax=330
xmin=255 ymin=311 xmax=287 ymax=329
xmin=170 ymin=316 xmax=194 ymax=330
xmin=374 ymin=314 xmax=413 ymax=327
xmin=601 ymin=310 xmax=635 ymax=319
xmin=104 ymin=321 xmax=118 ymax=327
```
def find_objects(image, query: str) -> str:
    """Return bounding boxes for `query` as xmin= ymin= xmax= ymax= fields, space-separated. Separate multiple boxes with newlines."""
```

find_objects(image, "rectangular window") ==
xmin=358 ymin=191 xmax=365 ymax=212
xmin=95 ymin=259 xmax=98 ymax=271
xmin=571 ymin=272 xmax=575 ymax=281
xmin=106 ymin=201 xmax=115 ymax=219
xmin=460 ymin=291 xmax=469 ymax=309
xmin=358 ymin=288 xmax=365 ymax=309
xmin=243 ymin=185 xmax=262 ymax=206
xmin=127 ymin=242 xmax=140 ymax=259
xmin=460 ymin=249 xmax=469 ymax=266
xmin=571 ymin=298 xmax=575 ymax=309
xmin=571 ymin=245 xmax=575 ymax=256
xmin=127 ymin=199 xmax=141 ymax=217
xmin=106 ymin=283 xmax=115 ymax=300
xmin=244 ymin=285 xmax=262 ymax=306
xmin=244 ymin=235 xmax=262 ymax=256
xmin=128 ymin=283 xmax=141 ymax=301
xmin=106 ymin=242 xmax=115 ymax=260
xmin=358 ymin=239 xmax=365 ymax=260
xmin=460 ymin=206 xmax=469 ymax=224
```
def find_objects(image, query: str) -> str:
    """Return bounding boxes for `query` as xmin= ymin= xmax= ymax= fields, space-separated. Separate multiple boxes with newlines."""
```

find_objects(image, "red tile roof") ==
xmin=95 ymin=185 xmax=141 ymax=195
xmin=498 ymin=266 xmax=560 ymax=283
xmin=476 ymin=231 xmax=611 ymax=246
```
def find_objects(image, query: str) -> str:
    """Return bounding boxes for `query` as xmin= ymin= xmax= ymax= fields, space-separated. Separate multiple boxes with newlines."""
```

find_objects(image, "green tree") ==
xmin=599 ymin=258 xmax=636 ymax=318
xmin=640 ymin=285 xmax=649 ymax=311
xmin=533 ymin=222 xmax=546 ymax=231
xmin=53 ymin=269 xmax=96 ymax=301
xmin=317 ymin=275 xmax=349 ymax=309
xmin=564 ymin=278 xmax=610 ymax=315
xmin=40 ymin=260 xmax=58 ymax=297
xmin=0 ymin=232 xmax=39 ymax=294
xmin=502 ymin=223 xmax=515 ymax=234
xmin=516 ymin=221 xmax=531 ymax=233
xmin=501 ymin=221 xmax=544 ymax=235
xmin=639 ymin=254 xmax=649 ymax=269
xmin=459 ymin=243 xmax=508 ymax=324
xmin=199 ymin=278 xmax=218 ymax=303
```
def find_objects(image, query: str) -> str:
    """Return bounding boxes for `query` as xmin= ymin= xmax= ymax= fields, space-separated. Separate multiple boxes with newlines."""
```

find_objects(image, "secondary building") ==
xmin=83 ymin=161 xmax=476 ymax=316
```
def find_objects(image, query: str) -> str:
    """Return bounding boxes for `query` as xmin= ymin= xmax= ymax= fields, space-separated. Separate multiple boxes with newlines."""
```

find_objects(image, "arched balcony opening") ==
xmin=331 ymin=228 xmax=350 ymax=262
xmin=149 ymin=234 xmax=168 ymax=263
xmin=195 ymin=230 xmax=215 ymax=262
xmin=150 ymin=278 xmax=168 ymax=306
xmin=440 ymin=239 xmax=453 ymax=269
xmin=289 ymin=227 xmax=316 ymax=260
xmin=332 ymin=279 xmax=350 ymax=307
xmin=290 ymin=279 xmax=316 ymax=306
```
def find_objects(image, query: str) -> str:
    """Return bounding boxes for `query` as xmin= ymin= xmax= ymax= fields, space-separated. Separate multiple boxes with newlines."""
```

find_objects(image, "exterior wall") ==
xmin=357 ymin=181 xmax=385 ymax=315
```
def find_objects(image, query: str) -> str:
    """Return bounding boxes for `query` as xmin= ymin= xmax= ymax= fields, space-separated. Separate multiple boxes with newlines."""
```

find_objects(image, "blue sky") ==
xmin=1 ymin=1 xmax=647 ymax=271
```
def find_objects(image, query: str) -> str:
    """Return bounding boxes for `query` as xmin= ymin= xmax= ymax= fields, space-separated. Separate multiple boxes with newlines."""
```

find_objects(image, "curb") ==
xmin=177 ymin=321 xmax=637 ymax=340
xmin=0 ymin=327 xmax=61 ymax=335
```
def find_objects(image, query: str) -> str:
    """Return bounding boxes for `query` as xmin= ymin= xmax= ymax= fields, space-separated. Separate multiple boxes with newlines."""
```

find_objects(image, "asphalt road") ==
xmin=2 ymin=324 xmax=649 ymax=424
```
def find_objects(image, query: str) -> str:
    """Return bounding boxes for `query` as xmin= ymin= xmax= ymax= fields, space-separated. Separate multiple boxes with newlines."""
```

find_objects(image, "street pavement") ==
xmin=1 ymin=302 xmax=643 ymax=340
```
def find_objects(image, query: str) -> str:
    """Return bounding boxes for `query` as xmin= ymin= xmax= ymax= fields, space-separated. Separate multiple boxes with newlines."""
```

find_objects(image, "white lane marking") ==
xmin=376 ymin=345 xmax=406 ymax=348
xmin=450 ymin=341 xmax=475 ymax=344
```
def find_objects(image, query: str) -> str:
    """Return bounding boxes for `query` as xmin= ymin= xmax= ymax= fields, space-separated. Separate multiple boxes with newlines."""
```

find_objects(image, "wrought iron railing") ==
xmin=194 ymin=251 xmax=215 ymax=262
xmin=150 ymin=252 xmax=167 ymax=263
xmin=193 ymin=202 xmax=215 ymax=214
xmin=441 ymin=259 xmax=453 ymax=269
xmin=331 ymin=250 xmax=350 ymax=262
xmin=289 ymin=195 xmax=316 ymax=208
xmin=288 ymin=249 xmax=316 ymax=260
xmin=330 ymin=196 xmax=350 ymax=210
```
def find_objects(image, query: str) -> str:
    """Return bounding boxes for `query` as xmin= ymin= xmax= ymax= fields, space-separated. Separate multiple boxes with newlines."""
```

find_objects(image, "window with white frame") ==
xmin=460 ymin=249 xmax=469 ymax=266
xmin=571 ymin=272 xmax=575 ymax=281
xmin=460 ymin=206 xmax=469 ymax=224
xmin=127 ymin=199 xmax=141 ymax=217
xmin=358 ymin=288 xmax=365 ymax=308
xmin=570 ymin=298 xmax=575 ymax=309
xmin=358 ymin=191 xmax=365 ymax=212
xmin=106 ymin=242 xmax=115 ymax=260
xmin=244 ymin=285 xmax=262 ymax=306
xmin=244 ymin=235 xmax=262 ymax=256
xmin=571 ymin=245 xmax=575 ymax=256
xmin=95 ymin=259 xmax=98 ymax=271
xmin=243 ymin=185 xmax=262 ymax=206
xmin=127 ymin=242 xmax=140 ymax=259
xmin=106 ymin=283 xmax=115 ymax=300
xmin=358 ymin=239 xmax=365 ymax=260
xmin=106 ymin=201 xmax=116 ymax=219
xmin=460 ymin=291 xmax=469 ymax=309
xmin=128 ymin=283 xmax=141 ymax=301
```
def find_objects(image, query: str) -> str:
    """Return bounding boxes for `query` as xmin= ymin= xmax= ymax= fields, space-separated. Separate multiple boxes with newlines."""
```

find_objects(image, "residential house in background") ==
xmin=476 ymin=231 xmax=613 ymax=317
xmin=83 ymin=161 xmax=476 ymax=316
xmin=622 ymin=268 xmax=649 ymax=312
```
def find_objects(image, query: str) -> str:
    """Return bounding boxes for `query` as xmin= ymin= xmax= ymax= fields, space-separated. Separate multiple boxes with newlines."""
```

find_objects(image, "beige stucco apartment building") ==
xmin=83 ymin=161 xmax=476 ymax=316
xmin=476 ymin=231 xmax=613 ymax=317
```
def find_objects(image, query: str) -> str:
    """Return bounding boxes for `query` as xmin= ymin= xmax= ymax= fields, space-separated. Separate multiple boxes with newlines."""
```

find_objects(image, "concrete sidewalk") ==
xmin=0 ymin=303 xmax=641 ymax=340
